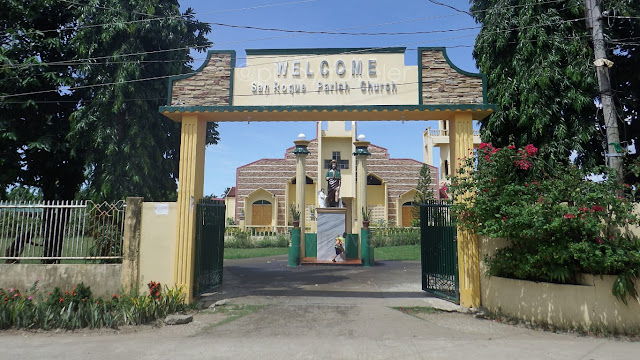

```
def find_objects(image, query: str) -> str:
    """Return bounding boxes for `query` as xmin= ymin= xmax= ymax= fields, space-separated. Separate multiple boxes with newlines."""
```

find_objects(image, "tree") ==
xmin=470 ymin=0 xmax=639 ymax=170
xmin=70 ymin=0 xmax=218 ymax=202
xmin=412 ymin=164 xmax=436 ymax=222
xmin=0 ymin=0 xmax=85 ymax=200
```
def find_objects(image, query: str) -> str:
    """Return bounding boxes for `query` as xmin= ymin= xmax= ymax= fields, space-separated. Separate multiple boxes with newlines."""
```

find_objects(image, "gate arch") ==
xmin=159 ymin=47 xmax=494 ymax=306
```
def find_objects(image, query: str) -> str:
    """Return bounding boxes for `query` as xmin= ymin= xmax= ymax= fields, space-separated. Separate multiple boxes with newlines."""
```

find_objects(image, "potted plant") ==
xmin=309 ymin=206 xmax=316 ymax=221
xmin=361 ymin=207 xmax=371 ymax=228
xmin=290 ymin=204 xmax=301 ymax=227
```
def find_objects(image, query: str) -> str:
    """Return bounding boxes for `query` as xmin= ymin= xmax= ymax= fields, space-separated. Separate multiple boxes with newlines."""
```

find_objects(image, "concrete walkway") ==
xmin=1 ymin=255 xmax=639 ymax=359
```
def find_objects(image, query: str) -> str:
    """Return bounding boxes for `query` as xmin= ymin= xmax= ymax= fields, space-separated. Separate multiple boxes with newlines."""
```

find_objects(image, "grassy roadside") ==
xmin=373 ymin=245 xmax=420 ymax=261
xmin=224 ymin=247 xmax=288 ymax=259
xmin=223 ymin=245 xmax=420 ymax=261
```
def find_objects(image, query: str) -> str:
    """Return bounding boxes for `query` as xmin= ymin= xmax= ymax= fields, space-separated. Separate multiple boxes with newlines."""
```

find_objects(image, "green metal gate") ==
xmin=194 ymin=199 xmax=225 ymax=297
xmin=420 ymin=202 xmax=459 ymax=303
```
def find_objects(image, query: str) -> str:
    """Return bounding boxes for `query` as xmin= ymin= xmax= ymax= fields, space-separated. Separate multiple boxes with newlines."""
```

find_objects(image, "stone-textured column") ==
xmin=174 ymin=114 xmax=206 ymax=303
xmin=449 ymin=111 xmax=480 ymax=308
xmin=293 ymin=137 xmax=310 ymax=262
xmin=121 ymin=197 xmax=142 ymax=293
xmin=353 ymin=138 xmax=371 ymax=256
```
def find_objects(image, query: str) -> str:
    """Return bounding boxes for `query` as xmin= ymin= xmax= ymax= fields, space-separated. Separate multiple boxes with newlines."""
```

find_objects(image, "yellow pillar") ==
xmin=293 ymin=137 xmax=311 ymax=258
xmin=449 ymin=111 xmax=481 ymax=308
xmin=174 ymin=114 xmax=206 ymax=303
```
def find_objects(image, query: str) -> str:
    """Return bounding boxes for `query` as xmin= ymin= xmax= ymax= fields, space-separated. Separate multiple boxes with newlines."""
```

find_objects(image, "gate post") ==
xmin=353 ymin=136 xmax=371 ymax=254
xmin=174 ymin=114 xmax=207 ymax=303
xmin=450 ymin=111 xmax=481 ymax=308
xmin=293 ymin=135 xmax=310 ymax=263
xmin=121 ymin=197 xmax=143 ymax=294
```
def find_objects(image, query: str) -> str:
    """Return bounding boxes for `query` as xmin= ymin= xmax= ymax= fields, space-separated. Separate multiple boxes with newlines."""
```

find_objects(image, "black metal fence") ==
xmin=420 ymin=202 xmax=459 ymax=303
xmin=193 ymin=199 xmax=225 ymax=297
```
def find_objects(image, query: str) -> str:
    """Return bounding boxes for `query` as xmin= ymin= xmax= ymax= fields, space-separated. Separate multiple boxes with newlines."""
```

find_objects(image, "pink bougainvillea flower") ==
xmin=514 ymin=159 xmax=532 ymax=170
xmin=524 ymin=144 xmax=538 ymax=156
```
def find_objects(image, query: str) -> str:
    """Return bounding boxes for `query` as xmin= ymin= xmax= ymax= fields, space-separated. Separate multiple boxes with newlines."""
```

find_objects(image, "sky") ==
xmin=178 ymin=0 xmax=481 ymax=196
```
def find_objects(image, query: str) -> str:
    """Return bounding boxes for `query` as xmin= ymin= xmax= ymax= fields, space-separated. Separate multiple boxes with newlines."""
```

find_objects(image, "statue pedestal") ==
xmin=316 ymin=208 xmax=346 ymax=261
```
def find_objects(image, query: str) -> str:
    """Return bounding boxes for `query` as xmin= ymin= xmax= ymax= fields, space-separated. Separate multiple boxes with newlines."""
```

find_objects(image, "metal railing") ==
xmin=0 ymin=200 xmax=125 ymax=263
xmin=426 ymin=129 xmax=480 ymax=138
xmin=225 ymin=225 xmax=292 ymax=238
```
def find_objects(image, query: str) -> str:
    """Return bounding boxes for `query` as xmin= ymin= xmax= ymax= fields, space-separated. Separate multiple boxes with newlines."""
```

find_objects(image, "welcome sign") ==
xmin=232 ymin=48 xmax=419 ymax=106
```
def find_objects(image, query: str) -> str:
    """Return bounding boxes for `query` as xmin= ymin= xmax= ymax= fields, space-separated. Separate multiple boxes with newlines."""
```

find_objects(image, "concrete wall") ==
xmin=479 ymin=236 xmax=640 ymax=331
xmin=0 ymin=264 xmax=121 ymax=299
xmin=137 ymin=202 xmax=178 ymax=293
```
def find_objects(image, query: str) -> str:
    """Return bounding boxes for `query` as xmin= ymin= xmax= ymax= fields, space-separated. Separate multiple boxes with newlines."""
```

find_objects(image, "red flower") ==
xmin=502 ymin=216 xmax=507 ymax=221
xmin=595 ymin=237 xmax=603 ymax=244
xmin=564 ymin=213 xmax=576 ymax=219
xmin=592 ymin=205 xmax=604 ymax=212
xmin=59 ymin=298 xmax=64 ymax=303
xmin=514 ymin=159 xmax=532 ymax=170
xmin=508 ymin=145 xmax=516 ymax=150
xmin=524 ymin=144 xmax=538 ymax=156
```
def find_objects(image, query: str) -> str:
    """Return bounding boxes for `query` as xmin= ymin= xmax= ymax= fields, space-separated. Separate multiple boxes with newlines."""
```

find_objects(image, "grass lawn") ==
xmin=223 ymin=245 xmax=420 ymax=261
xmin=372 ymin=245 xmax=420 ymax=261
xmin=224 ymin=247 xmax=288 ymax=259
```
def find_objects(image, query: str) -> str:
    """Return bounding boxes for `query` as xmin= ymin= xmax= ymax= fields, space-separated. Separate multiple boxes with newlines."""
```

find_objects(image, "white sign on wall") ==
xmin=233 ymin=52 xmax=419 ymax=106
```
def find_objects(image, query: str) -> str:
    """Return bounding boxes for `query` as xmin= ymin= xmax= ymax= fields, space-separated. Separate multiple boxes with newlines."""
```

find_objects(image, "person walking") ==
xmin=332 ymin=234 xmax=345 ymax=262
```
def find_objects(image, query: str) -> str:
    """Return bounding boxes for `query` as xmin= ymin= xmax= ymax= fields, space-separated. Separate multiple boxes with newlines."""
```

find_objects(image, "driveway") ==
xmin=1 ymin=255 xmax=639 ymax=360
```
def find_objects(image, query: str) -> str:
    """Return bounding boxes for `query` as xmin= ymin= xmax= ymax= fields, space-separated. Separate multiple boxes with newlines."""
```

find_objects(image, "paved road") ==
xmin=2 ymin=256 xmax=639 ymax=360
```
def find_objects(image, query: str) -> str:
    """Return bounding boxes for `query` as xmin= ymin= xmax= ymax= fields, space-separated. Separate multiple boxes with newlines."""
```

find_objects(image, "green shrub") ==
xmin=371 ymin=228 xmax=420 ymax=247
xmin=225 ymin=232 xmax=289 ymax=249
xmin=449 ymin=143 xmax=640 ymax=303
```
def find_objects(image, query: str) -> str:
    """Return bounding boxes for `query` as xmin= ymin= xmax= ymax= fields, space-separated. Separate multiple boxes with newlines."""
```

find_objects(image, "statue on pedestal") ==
xmin=325 ymin=160 xmax=341 ymax=207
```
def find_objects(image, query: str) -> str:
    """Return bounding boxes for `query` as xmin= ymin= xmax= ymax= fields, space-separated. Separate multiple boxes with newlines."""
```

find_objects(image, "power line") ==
xmin=206 ymin=22 xmax=481 ymax=36
xmin=0 ymin=14 xmax=599 ymax=99
xmin=1 ymin=16 xmax=587 ymax=71
xmin=22 ymin=0 xmax=318 ymax=37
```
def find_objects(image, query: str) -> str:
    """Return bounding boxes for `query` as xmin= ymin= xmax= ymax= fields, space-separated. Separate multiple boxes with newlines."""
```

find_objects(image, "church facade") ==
xmin=227 ymin=121 xmax=439 ymax=232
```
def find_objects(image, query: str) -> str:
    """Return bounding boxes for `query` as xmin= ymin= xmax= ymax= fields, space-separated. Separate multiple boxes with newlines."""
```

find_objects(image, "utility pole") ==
xmin=585 ymin=0 xmax=623 ymax=179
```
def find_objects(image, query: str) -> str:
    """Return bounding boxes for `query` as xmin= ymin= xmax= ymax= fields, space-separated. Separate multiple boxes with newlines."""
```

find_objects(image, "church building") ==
xmin=226 ymin=121 xmax=439 ymax=232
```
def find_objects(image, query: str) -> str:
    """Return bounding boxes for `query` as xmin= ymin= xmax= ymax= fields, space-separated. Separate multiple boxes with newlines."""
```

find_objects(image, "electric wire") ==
xmin=0 ymin=16 xmax=588 ymax=71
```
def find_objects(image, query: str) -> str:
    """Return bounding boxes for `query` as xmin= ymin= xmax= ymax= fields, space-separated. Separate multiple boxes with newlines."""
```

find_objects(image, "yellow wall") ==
xmin=366 ymin=184 xmax=385 ymax=206
xmin=233 ymin=53 xmax=418 ymax=106
xmin=225 ymin=197 xmax=236 ymax=222
xmin=139 ymin=202 xmax=177 ymax=292
xmin=478 ymin=235 xmax=640 ymax=331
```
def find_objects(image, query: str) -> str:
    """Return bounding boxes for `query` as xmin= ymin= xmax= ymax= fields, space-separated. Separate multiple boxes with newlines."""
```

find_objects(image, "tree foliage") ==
xmin=1 ymin=0 xmax=218 ymax=202
xmin=412 ymin=164 xmax=436 ymax=222
xmin=0 ymin=0 xmax=85 ymax=200
xmin=70 ymin=0 xmax=216 ymax=201
xmin=470 ymin=0 xmax=639 ymax=170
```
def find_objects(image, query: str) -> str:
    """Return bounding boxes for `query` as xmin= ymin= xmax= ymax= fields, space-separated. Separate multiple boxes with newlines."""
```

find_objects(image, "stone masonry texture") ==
xmin=170 ymin=53 xmax=232 ymax=106
xmin=421 ymin=50 xmax=483 ymax=105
